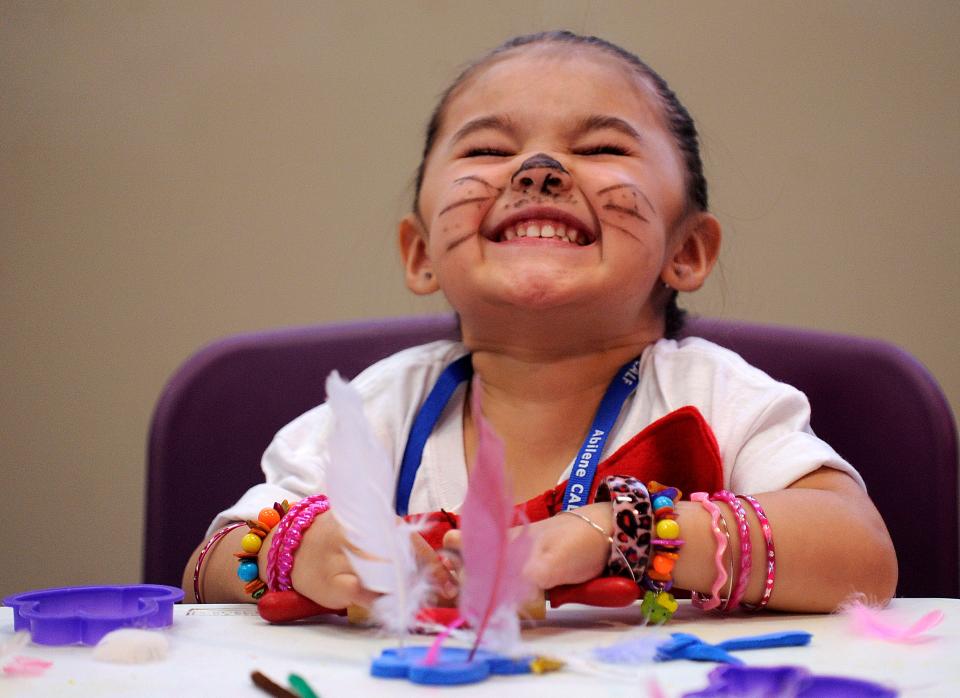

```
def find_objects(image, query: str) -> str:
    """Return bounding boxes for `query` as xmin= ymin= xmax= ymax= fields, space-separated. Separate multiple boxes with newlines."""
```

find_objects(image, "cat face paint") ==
xmin=414 ymin=46 xmax=689 ymax=325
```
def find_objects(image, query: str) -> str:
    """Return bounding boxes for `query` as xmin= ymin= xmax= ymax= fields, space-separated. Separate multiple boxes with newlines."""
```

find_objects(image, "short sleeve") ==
xmin=644 ymin=338 xmax=865 ymax=495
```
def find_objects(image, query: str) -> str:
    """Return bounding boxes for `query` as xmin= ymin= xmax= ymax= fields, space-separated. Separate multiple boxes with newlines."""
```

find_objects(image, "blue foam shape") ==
xmin=371 ymin=645 xmax=533 ymax=685
xmin=409 ymin=659 xmax=490 ymax=685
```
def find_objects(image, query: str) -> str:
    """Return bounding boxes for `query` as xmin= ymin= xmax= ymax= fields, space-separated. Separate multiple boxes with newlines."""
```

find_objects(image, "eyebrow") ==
xmin=450 ymin=115 xmax=518 ymax=144
xmin=571 ymin=115 xmax=643 ymax=142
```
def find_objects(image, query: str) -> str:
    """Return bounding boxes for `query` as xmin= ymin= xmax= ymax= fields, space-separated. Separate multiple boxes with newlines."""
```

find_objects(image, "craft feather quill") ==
xmin=459 ymin=377 xmax=533 ymax=656
xmin=323 ymin=371 xmax=430 ymax=638
xmin=840 ymin=596 xmax=944 ymax=643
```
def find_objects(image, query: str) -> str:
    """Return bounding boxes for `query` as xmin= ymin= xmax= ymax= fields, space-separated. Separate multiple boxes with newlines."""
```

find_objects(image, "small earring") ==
xmin=424 ymin=271 xmax=433 ymax=280
xmin=662 ymin=280 xmax=672 ymax=290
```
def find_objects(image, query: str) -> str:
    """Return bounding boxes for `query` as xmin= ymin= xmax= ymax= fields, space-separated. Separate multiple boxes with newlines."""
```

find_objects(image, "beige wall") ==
xmin=2 ymin=2 xmax=958 ymax=597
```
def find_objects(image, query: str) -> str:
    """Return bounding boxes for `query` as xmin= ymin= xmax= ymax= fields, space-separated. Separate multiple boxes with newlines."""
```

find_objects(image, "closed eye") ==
xmin=463 ymin=147 xmax=513 ymax=158
xmin=576 ymin=144 xmax=632 ymax=156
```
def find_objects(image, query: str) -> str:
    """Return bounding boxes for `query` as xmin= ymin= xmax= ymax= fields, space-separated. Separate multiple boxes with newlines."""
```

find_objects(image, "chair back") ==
xmin=145 ymin=314 xmax=958 ymax=597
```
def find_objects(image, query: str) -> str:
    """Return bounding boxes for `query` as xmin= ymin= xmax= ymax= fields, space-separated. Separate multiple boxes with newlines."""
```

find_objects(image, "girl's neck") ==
xmin=470 ymin=345 xmax=644 ymax=403
xmin=461 ymin=339 xmax=656 ymax=501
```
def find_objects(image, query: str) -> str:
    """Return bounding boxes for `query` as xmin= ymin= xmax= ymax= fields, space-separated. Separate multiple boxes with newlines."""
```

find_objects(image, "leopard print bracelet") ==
xmin=594 ymin=475 xmax=652 ymax=583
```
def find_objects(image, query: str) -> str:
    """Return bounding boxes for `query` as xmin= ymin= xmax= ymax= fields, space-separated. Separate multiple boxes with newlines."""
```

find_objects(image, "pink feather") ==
xmin=459 ymin=377 xmax=532 ymax=657
xmin=843 ymin=598 xmax=944 ymax=643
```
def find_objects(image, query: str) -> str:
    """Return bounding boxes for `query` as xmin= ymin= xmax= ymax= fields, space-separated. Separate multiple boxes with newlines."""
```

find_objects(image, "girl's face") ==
xmin=405 ymin=45 xmax=699 ymax=343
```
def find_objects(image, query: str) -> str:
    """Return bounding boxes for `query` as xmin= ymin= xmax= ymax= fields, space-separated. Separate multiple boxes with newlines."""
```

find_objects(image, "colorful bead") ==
xmin=651 ymin=553 xmax=676 ymax=575
xmin=241 ymin=532 xmax=263 ymax=554
xmin=237 ymin=559 xmax=259 ymax=582
xmin=640 ymin=589 xmax=678 ymax=624
xmin=258 ymin=507 xmax=282 ymax=529
xmin=233 ymin=500 xmax=289 ymax=599
xmin=655 ymin=519 xmax=680 ymax=539
xmin=652 ymin=495 xmax=674 ymax=511
xmin=640 ymin=480 xmax=683 ymax=624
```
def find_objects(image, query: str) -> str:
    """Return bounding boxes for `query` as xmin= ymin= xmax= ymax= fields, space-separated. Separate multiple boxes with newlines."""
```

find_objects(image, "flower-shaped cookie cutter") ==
xmin=3 ymin=584 xmax=184 ymax=646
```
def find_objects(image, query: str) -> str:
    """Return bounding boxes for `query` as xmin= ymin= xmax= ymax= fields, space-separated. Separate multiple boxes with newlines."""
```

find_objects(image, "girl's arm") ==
xmin=523 ymin=467 xmax=897 ymax=612
xmin=182 ymin=526 xmax=260 ymax=603
xmin=181 ymin=515 xmax=378 ymax=607
xmin=183 ymin=511 xmax=454 ymax=607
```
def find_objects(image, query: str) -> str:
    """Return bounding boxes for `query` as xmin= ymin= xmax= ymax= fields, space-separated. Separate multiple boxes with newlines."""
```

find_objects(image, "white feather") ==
xmin=323 ymin=371 xmax=430 ymax=637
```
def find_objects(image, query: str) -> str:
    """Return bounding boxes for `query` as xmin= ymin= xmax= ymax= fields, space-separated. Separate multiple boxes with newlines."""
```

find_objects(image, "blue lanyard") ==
xmin=394 ymin=353 xmax=642 ymax=515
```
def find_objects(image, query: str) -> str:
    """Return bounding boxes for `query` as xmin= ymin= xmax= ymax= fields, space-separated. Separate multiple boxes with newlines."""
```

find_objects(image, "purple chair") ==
xmin=145 ymin=314 xmax=958 ymax=598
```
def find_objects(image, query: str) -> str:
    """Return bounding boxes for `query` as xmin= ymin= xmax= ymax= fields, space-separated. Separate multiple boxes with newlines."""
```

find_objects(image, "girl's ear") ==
xmin=398 ymin=214 xmax=441 ymax=295
xmin=661 ymin=211 xmax=721 ymax=292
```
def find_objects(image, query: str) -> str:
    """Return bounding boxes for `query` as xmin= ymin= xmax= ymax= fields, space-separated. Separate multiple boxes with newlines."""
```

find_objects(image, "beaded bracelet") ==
xmin=710 ymin=490 xmax=751 ymax=611
xmin=594 ymin=475 xmax=652 ymax=583
xmin=193 ymin=522 xmax=245 ymax=603
xmin=640 ymin=481 xmax=683 ymax=624
xmin=738 ymin=494 xmax=776 ymax=610
xmin=235 ymin=502 xmax=289 ymax=599
xmin=690 ymin=492 xmax=728 ymax=611
xmin=265 ymin=494 xmax=330 ymax=592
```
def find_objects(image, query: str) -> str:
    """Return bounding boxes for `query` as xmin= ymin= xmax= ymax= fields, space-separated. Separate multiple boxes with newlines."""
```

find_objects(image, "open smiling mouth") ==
xmin=483 ymin=211 xmax=598 ymax=247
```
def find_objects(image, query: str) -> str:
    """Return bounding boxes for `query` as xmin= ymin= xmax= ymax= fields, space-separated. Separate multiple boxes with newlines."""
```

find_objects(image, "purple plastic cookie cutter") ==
xmin=3 ymin=584 xmax=184 ymax=646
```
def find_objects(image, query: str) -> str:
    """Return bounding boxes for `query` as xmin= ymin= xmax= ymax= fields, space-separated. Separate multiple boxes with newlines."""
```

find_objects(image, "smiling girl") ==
xmin=185 ymin=31 xmax=897 ymax=618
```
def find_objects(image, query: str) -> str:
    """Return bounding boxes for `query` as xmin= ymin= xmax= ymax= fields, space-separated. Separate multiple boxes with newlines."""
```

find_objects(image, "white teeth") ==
xmin=496 ymin=220 xmax=591 ymax=244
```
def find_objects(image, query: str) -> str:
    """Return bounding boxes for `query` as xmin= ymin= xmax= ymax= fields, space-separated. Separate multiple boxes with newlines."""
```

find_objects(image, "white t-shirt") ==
xmin=209 ymin=337 xmax=862 ymax=534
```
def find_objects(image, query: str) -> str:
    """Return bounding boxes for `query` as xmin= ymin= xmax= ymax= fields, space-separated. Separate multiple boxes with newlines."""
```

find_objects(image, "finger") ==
xmin=411 ymin=532 xmax=458 ymax=599
xmin=442 ymin=529 xmax=462 ymax=550
xmin=329 ymin=571 xmax=380 ymax=609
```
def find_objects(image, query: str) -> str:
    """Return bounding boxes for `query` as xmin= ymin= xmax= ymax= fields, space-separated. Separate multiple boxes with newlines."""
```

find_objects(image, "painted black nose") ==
xmin=510 ymin=153 xmax=572 ymax=195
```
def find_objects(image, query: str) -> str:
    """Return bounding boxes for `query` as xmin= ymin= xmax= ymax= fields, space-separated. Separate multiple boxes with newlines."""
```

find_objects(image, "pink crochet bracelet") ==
xmin=738 ymin=494 xmax=776 ymax=610
xmin=710 ymin=490 xmax=751 ymax=611
xmin=265 ymin=494 xmax=330 ymax=592
xmin=690 ymin=492 xmax=728 ymax=611
xmin=193 ymin=522 xmax=245 ymax=603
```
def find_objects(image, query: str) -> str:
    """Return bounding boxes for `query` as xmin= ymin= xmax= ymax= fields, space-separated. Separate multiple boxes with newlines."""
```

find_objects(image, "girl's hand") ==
xmin=523 ymin=502 xmax=613 ymax=589
xmin=282 ymin=512 xmax=455 ymax=610
xmin=441 ymin=501 xmax=613 ymax=592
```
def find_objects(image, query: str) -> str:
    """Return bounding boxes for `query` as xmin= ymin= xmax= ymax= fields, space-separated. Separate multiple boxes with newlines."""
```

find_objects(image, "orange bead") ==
xmin=646 ymin=568 xmax=670 ymax=582
xmin=652 ymin=554 xmax=675 ymax=575
xmin=258 ymin=507 xmax=281 ymax=529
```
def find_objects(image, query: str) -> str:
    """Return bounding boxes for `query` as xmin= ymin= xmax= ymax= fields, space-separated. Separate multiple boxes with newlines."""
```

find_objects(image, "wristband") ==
xmin=715 ymin=508 xmax=735 ymax=609
xmin=194 ymin=522 xmax=245 ymax=603
xmin=235 ymin=503 xmax=288 ymax=599
xmin=710 ymin=490 xmax=751 ymax=611
xmin=690 ymin=492 xmax=728 ymax=611
xmin=594 ymin=476 xmax=652 ymax=583
xmin=640 ymin=481 xmax=683 ymax=625
xmin=738 ymin=494 xmax=776 ymax=610
xmin=266 ymin=494 xmax=330 ymax=592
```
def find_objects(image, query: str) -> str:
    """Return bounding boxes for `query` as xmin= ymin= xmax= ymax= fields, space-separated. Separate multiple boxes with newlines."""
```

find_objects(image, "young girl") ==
xmin=183 ymin=31 xmax=897 ymax=616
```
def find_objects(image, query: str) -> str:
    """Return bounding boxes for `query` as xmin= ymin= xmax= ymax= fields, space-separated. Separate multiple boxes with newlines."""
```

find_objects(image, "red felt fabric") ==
xmin=414 ymin=406 xmax=724 ymax=549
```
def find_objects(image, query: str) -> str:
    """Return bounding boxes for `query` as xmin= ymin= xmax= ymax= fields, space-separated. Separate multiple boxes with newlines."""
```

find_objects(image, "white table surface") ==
xmin=3 ymin=598 xmax=959 ymax=697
